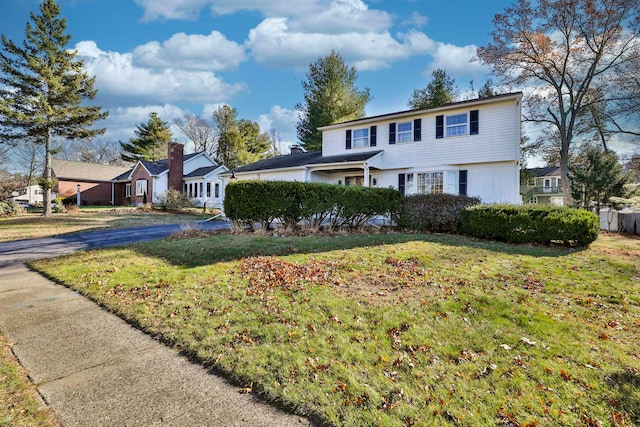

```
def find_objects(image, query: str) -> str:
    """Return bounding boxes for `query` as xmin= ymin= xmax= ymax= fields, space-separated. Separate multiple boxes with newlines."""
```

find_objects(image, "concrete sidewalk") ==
xmin=0 ymin=263 xmax=313 ymax=426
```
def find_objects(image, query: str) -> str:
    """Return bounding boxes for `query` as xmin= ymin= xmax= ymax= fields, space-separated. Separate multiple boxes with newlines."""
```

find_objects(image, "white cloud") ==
xmin=257 ymin=105 xmax=298 ymax=148
xmin=134 ymin=0 xmax=211 ymax=21
xmin=425 ymin=42 xmax=487 ymax=77
xmin=247 ymin=20 xmax=433 ymax=70
xmin=402 ymin=12 xmax=428 ymax=28
xmin=75 ymin=41 xmax=247 ymax=107
xmin=133 ymin=31 xmax=246 ymax=71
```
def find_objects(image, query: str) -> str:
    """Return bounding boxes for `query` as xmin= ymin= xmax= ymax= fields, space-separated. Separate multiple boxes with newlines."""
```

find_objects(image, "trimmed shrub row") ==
xmin=0 ymin=199 xmax=24 ymax=217
xmin=397 ymin=194 xmax=481 ymax=233
xmin=460 ymin=204 xmax=599 ymax=246
xmin=224 ymin=181 xmax=402 ymax=230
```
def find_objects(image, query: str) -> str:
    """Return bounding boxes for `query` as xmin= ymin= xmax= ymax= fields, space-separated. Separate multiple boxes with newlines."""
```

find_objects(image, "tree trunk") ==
xmin=42 ymin=131 xmax=52 ymax=217
xmin=560 ymin=140 xmax=572 ymax=206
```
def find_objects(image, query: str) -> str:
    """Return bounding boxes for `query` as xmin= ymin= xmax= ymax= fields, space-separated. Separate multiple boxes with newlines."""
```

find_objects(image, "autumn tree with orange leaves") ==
xmin=477 ymin=0 xmax=640 ymax=205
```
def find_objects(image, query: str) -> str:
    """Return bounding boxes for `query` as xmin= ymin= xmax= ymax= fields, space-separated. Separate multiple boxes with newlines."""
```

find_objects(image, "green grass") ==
xmin=0 ymin=208 xmax=216 ymax=242
xmin=0 ymin=335 xmax=60 ymax=426
xmin=31 ymin=232 xmax=640 ymax=426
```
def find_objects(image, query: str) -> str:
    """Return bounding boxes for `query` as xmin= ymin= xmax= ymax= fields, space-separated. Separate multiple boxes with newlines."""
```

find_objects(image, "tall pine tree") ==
xmin=0 ymin=0 xmax=108 ymax=216
xmin=120 ymin=112 xmax=172 ymax=162
xmin=296 ymin=51 xmax=371 ymax=151
xmin=408 ymin=68 xmax=458 ymax=109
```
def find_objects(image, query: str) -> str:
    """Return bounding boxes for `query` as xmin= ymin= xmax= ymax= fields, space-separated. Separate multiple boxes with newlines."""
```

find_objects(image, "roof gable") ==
xmin=51 ymin=159 xmax=131 ymax=182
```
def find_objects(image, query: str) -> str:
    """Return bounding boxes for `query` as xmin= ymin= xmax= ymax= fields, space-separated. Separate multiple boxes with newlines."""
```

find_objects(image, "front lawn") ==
xmin=31 ymin=232 xmax=640 ymax=426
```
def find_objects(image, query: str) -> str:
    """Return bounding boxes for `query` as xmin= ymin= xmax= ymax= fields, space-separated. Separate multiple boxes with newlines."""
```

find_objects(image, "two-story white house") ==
xmin=224 ymin=92 xmax=523 ymax=204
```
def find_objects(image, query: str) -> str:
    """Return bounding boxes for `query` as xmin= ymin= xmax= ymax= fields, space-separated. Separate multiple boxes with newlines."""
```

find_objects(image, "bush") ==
xmin=159 ymin=188 xmax=194 ymax=210
xmin=224 ymin=181 xmax=402 ymax=231
xmin=460 ymin=204 xmax=599 ymax=246
xmin=0 ymin=199 xmax=24 ymax=217
xmin=397 ymin=193 xmax=481 ymax=233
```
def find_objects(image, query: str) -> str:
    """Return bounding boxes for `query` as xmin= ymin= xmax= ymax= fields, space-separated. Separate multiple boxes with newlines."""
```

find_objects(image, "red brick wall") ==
xmin=130 ymin=166 xmax=152 ymax=205
xmin=56 ymin=180 xmax=113 ymax=205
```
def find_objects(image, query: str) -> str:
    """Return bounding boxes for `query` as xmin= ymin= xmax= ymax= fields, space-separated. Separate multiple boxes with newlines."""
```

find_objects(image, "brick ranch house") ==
xmin=52 ymin=143 xmax=227 ymax=207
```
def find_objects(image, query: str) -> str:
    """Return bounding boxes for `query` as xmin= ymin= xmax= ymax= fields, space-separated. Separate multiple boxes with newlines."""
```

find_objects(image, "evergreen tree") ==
xmin=296 ymin=51 xmax=371 ymax=151
xmin=0 ymin=0 xmax=107 ymax=216
xmin=120 ymin=112 xmax=172 ymax=162
xmin=408 ymin=68 xmax=457 ymax=109
xmin=570 ymin=147 xmax=630 ymax=214
xmin=478 ymin=79 xmax=496 ymax=99
xmin=212 ymin=105 xmax=272 ymax=169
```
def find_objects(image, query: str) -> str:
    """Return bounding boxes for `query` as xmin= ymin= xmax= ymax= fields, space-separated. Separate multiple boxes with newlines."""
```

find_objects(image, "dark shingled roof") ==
xmin=114 ymin=152 xmax=202 ymax=180
xmin=526 ymin=166 xmax=561 ymax=177
xmin=184 ymin=166 xmax=220 ymax=178
xmin=231 ymin=150 xmax=383 ymax=173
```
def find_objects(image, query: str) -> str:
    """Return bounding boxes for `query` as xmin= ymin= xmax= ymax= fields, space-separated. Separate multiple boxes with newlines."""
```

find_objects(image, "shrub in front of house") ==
xmin=460 ymin=204 xmax=599 ymax=246
xmin=224 ymin=181 xmax=402 ymax=230
xmin=0 ymin=199 xmax=24 ymax=217
xmin=159 ymin=188 xmax=194 ymax=210
xmin=397 ymin=193 xmax=481 ymax=233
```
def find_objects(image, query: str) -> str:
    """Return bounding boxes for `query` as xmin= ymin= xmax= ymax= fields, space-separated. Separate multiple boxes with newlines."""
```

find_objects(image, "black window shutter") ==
xmin=346 ymin=130 xmax=352 ymax=150
xmin=459 ymin=170 xmax=468 ymax=196
xmin=436 ymin=115 xmax=444 ymax=139
xmin=398 ymin=173 xmax=406 ymax=197
xmin=470 ymin=110 xmax=479 ymax=135
xmin=370 ymin=125 xmax=377 ymax=147
xmin=413 ymin=118 xmax=422 ymax=141
xmin=389 ymin=122 xmax=396 ymax=144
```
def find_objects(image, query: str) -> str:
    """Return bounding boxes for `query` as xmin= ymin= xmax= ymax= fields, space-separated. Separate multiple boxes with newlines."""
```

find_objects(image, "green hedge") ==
xmin=397 ymin=193 xmax=481 ymax=233
xmin=0 ymin=199 xmax=24 ymax=217
xmin=460 ymin=204 xmax=599 ymax=246
xmin=224 ymin=181 xmax=402 ymax=230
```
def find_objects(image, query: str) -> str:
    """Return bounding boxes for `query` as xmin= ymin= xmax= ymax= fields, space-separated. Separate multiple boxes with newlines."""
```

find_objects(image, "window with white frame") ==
xmin=125 ymin=184 xmax=131 ymax=198
xmin=446 ymin=113 xmax=468 ymax=136
xmin=416 ymin=172 xmax=443 ymax=194
xmin=353 ymin=128 xmax=369 ymax=148
xmin=397 ymin=121 xmax=413 ymax=143
xmin=215 ymin=183 xmax=220 ymax=198
xmin=206 ymin=183 xmax=211 ymax=198
xmin=135 ymin=179 xmax=147 ymax=196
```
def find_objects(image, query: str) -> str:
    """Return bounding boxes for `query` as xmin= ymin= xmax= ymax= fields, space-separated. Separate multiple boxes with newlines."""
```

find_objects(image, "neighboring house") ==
xmin=52 ymin=159 xmax=131 ymax=206
xmin=11 ymin=184 xmax=46 ymax=206
xmin=225 ymin=92 xmax=523 ymax=204
xmin=520 ymin=166 xmax=563 ymax=206
xmin=112 ymin=142 xmax=228 ymax=208
xmin=51 ymin=143 xmax=228 ymax=207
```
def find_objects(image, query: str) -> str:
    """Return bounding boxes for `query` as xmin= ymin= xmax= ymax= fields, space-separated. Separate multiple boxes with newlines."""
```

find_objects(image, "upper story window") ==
xmin=346 ymin=126 xmax=376 ymax=149
xmin=389 ymin=119 xmax=421 ymax=144
xmin=436 ymin=110 xmax=479 ymax=139
xmin=397 ymin=122 xmax=412 ymax=142
xmin=446 ymin=114 xmax=468 ymax=136
xmin=353 ymin=128 xmax=369 ymax=148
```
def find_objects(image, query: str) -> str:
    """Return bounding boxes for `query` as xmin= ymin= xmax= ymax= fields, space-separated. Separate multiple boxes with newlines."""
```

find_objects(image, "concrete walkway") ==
xmin=0 ymin=225 xmax=314 ymax=426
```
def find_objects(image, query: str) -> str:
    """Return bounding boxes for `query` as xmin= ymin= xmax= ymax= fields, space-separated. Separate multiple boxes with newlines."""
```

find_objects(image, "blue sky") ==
xmin=4 ymin=0 xmax=516 ymax=155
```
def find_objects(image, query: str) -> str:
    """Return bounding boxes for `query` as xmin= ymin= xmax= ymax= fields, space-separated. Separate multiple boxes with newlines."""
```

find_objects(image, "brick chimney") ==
xmin=167 ymin=142 xmax=184 ymax=191
xmin=290 ymin=144 xmax=304 ymax=155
